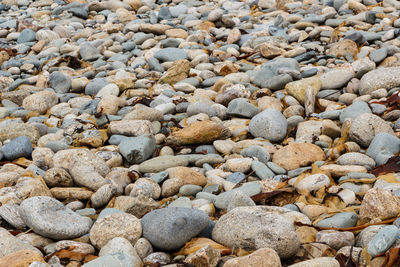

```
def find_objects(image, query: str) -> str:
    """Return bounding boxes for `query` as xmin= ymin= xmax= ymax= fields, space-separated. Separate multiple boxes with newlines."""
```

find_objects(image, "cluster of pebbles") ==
xmin=2 ymin=0 xmax=400 ymax=266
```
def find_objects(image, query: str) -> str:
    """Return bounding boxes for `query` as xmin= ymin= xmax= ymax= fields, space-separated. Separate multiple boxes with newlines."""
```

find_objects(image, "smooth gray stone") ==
xmin=187 ymin=102 xmax=217 ymax=117
xmin=82 ymin=252 xmax=139 ymax=267
xmin=44 ymin=141 xmax=70 ymax=153
xmin=160 ymin=38 xmax=181 ymax=48
xmin=287 ymin=115 xmax=304 ymax=128
xmin=248 ymin=108 xmax=287 ymax=142
xmin=226 ymin=98 xmax=260 ymax=118
xmin=154 ymin=48 xmax=187 ymax=62
xmin=85 ymin=78 xmax=109 ymax=96
xmin=251 ymin=160 xmax=275 ymax=179
xmin=141 ymin=207 xmax=209 ymax=250
xmin=316 ymin=212 xmax=358 ymax=228
xmin=148 ymin=57 xmax=164 ymax=72
xmin=68 ymin=7 xmax=88 ymax=19
xmin=282 ymin=204 xmax=300 ymax=212
xmin=367 ymin=133 xmax=400 ymax=165
xmin=168 ymin=197 xmax=192 ymax=208
xmin=196 ymin=192 xmax=217 ymax=203
xmin=75 ymin=208 xmax=96 ymax=216
xmin=369 ymin=47 xmax=387 ymax=63
xmin=214 ymin=182 xmax=262 ymax=209
xmin=170 ymin=4 xmax=187 ymax=17
xmin=267 ymin=162 xmax=287 ymax=174
xmin=17 ymin=28 xmax=36 ymax=43
xmin=367 ymin=225 xmax=398 ymax=257
xmin=2 ymin=136 xmax=32 ymax=160
xmin=226 ymin=172 xmax=246 ymax=184
xmin=119 ymin=135 xmax=156 ymax=164
xmin=202 ymin=184 xmax=220 ymax=194
xmin=98 ymin=208 xmax=124 ymax=219
xmin=253 ymin=58 xmax=299 ymax=89
xmin=79 ymin=42 xmax=101 ymax=61
xmin=240 ymin=145 xmax=270 ymax=165
xmin=179 ymin=185 xmax=203 ymax=196
xmin=49 ymin=71 xmax=71 ymax=93
xmin=339 ymin=101 xmax=371 ymax=123
xmin=288 ymin=167 xmax=312 ymax=177
xmin=315 ymin=109 xmax=342 ymax=119
xmin=150 ymin=171 xmax=169 ymax=183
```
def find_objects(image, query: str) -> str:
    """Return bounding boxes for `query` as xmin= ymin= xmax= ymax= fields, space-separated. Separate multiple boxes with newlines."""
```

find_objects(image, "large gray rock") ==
xmin=80 ymin=42 xmax=101 ymax=61
xmin=349 ymin=113 xmax=395 ymax=147
xmin=366 ymin=133 xmax=400 ymax=165
xmin=226 ymin=98 xmax=260 ymax=118
xmin=85 ymin=78 xmax=109 ymax=96
xmin=248 ymin=108 xmax=287 ymax=142
xmin=253 ymin=58 xmax=299 ymax=90
xmin=359 ymin=67 xmax=400 ymax=95
xmin=339 ymin=101 xmax=371 ymax=123
xmin=215 ymin=182 xmax=262 ymax=210
xmin=141 ymin=207 xmax=209 ymax=250
xmin=212 ymin=206 xmax=301 ymax=258
xmin=49 ymin=71 xmax=71 ymax=93
xmin=17 ymin=28 xmax=36 ymax=43
xmin=19 ymin=196 xmax=93 ymax=240
xmin=1 ymin=136 xmax=33 ymax=161
xmin=119 ymin=135 xmax=156 ymax=164
xmin=154 ymin=48 xmax=187 ymax=62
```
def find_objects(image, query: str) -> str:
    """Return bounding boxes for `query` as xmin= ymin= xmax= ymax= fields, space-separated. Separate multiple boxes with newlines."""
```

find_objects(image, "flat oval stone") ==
xmin=19 ymin=196 xmax=93 ymax=240
xmin=139 ymin=156 xmax=189 ymax=173
xmin=141 ymin=207 xmax=209 ymax=250
xmin=315 ymin=212 xmax=358 ymax=228
xmin=367 ymin=225 xmax=398 ymax=257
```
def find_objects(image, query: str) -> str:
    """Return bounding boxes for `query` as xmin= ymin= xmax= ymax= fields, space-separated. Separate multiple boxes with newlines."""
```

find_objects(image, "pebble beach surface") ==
xmin=1 ymin=0 xmax=400 ymax=266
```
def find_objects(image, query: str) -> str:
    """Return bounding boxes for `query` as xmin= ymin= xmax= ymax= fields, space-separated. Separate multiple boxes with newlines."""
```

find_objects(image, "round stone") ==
xmin=19 ymin=196 xmax=93 ymax=240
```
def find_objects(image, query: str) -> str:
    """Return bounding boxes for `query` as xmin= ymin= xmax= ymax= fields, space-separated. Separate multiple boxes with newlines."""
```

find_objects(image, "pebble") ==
xmin=19 ymin=196 xmax=93 ymax=240
xmin=1 ymin=136 xmax=32 ymax=160
xmin=141 ymin=207 xmax=209 ymax=250
xmin=367 ymin=225 xmax=399 ymax=257
xmin=315 ymin=212 xmax=358 ymax=228
xmin=212 ymin=207 xmax=301 ymax=258
xmin=89 ymin=212 xmax=142 ymax=249
xmin=248 ymin=108 xmax=288 ymax=142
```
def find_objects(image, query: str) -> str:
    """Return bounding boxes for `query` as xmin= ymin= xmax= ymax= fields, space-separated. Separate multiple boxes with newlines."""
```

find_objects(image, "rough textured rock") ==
xmin=212 ymin=207 xmax=301 ymax=258
xmin=359 ymin=67 xmax=400 ymax=95
xmin=272 ymin=143 xmax=325 ymax=171
xmin=349 ymin=113 xmax=395 ymax=147
xmin=223 ymin=248 xmax=281 ymax=267
xmin=359 ymin=188 xmax=400 ymax=223
xmin=19 ymin=196 xmax=93 ymax=240
xmin=89 ymin=212 xmax=142 ymax=249
xmin=166 ymin=120 xmax=231 ymax=145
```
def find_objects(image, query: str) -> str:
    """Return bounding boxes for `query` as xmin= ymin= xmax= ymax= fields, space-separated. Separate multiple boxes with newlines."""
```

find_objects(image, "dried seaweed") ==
xmin=335 ymin=246 xmax=360 ymax=267
xmin=380 ymin=247 xmax=400 ymax=267
xmin=370 ymin=156 xmax=400 ymax=176
xmin=44 ymin=246 xmax=97 ymax=264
